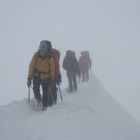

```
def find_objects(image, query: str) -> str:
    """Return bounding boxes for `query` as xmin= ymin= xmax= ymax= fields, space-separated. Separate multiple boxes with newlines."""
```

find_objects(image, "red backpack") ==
xmin=79 ymin=51 xmax=91 ymax=68
xmin=53 ymin=48 xmax=60 ymax=75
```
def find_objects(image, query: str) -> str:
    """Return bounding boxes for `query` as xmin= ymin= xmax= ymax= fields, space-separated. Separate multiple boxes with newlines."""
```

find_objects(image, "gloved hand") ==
xmin=27 ymin=77 xmax=32 ymax=88
xmin=55 ymin=73 xmax=61 ymax=85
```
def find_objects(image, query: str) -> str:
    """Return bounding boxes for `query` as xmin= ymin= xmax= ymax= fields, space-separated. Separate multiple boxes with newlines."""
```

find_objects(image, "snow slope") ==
xmin=0 ymin=75 xmax=140 ymax=140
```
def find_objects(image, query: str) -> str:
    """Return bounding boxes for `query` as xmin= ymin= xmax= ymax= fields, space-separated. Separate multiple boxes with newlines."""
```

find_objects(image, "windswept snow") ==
xmin=0 ymin=75 xmax=140 ymax=140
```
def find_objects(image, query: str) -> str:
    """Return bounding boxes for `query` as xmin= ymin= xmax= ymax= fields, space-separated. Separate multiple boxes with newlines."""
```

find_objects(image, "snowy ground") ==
xmin=0 ymin=75 xmax=140 ymax=140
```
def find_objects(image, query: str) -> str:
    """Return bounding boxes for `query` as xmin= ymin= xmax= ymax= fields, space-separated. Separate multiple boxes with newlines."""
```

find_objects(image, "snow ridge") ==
xmin=0 ymin=75 xmax=140 ymax=140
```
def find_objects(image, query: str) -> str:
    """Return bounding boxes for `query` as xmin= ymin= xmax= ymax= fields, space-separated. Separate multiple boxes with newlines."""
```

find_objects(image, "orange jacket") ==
xmin=28 ymin=52 xmax=55 ymax=80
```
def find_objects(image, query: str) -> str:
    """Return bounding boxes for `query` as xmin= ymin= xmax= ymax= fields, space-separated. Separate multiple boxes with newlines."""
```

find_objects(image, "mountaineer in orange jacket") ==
xmin=27 ymin=40 xmax=55 ymax=111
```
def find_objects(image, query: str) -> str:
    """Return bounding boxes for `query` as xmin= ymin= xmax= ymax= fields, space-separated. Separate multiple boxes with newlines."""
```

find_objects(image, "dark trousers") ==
xmin=47 ymin=82 xmax=57 ymax=106
xmin=67 ymin=71 xmax=77 ymax=92
xmin=33 ymin=76 xmax=49 ymax=107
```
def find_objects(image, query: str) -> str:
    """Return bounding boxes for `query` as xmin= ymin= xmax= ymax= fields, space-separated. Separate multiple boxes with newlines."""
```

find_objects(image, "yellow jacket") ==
xmin=28 ymin=52 xmax=55 ymax=80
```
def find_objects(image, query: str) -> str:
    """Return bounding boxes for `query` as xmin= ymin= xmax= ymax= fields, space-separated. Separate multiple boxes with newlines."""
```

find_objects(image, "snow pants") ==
xmin=67 ymin=71 xmax=77 ymax=92
xmin=81 ymin=70 xmax=89 ymax=82
xmin=47 ymin=82 xmax=57 ymax=106
xmin=33 ymin=76 xmax=49 ymax=107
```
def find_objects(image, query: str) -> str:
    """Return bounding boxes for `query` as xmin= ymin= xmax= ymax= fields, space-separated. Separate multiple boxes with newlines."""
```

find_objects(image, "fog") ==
xmin=0 ymin=0 xmax=140 ymax=122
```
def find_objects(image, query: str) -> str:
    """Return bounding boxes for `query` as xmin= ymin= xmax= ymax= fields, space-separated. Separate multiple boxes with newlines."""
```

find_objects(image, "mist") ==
xmin=0 ymin=0 xmax=140 ymax=122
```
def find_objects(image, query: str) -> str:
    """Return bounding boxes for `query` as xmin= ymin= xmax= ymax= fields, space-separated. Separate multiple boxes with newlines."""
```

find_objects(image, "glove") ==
xmin=55 ymin=73 xmax=61 ymax=85
xmin=27 ymin=77 xmax=32 ymax=88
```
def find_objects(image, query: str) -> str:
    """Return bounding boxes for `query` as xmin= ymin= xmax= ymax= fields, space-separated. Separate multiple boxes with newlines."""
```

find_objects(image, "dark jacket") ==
xmin=63 ymin=50 xmax=80 ymax=75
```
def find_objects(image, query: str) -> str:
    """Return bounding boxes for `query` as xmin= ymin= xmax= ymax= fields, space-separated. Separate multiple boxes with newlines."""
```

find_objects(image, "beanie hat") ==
xmin=39 ymin=40 xmax=52 ymax=49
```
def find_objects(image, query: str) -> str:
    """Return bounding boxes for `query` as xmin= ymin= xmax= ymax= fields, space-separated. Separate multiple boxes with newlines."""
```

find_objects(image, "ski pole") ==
xmin=58 ymin=86 xmax=63 ymax=102
xmin=28 ymin=87 xmax=30 ymax=102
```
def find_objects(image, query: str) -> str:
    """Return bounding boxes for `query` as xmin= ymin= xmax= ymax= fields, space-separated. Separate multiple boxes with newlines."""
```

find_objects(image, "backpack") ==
xmin=52 ymin=48 xmax=60 ymax=75
xmin=65 ymin=50 xmax=75 ymax=58
xmin=81 ymin=51 xmax=89 ymax=56
xmin=79 ymin=51 xmax=91 ymax=69
xmin=63 ymin=50 xmax=80 ymax=74
xmin=47 ymin=48 xmax=61 ymax=106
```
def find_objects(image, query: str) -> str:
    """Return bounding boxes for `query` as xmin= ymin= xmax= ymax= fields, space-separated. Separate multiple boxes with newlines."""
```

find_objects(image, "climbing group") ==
xmin=27 ymin=40 xmax=92 ymax=111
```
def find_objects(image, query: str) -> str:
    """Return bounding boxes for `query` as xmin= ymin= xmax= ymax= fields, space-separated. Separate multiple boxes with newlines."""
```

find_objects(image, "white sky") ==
xmin=0 ymin=0 xmax=140 ymax=122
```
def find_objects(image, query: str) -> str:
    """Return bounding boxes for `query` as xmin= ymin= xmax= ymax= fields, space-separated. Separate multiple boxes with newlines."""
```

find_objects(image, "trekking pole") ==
xmin=28 ymin=86 xmax=31 ymax=102
xmin=58 ymin=86 xmax=63 ymax=102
